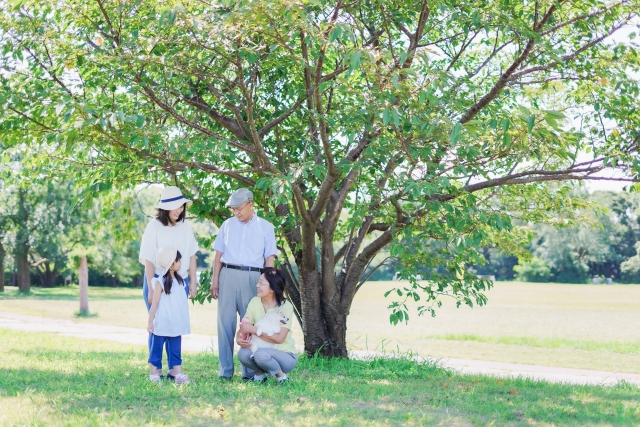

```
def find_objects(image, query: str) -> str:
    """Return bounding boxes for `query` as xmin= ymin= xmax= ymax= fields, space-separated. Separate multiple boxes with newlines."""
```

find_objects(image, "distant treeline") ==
xmin=0 ymin=180 xmax=213 ymax=291
xmin=363 ymin=191 xmax=640 ymax=284
xmin=476 ymin=191 xmax=640 ymax=284
xmin=3 ymin=183 xmax=638 ymax=288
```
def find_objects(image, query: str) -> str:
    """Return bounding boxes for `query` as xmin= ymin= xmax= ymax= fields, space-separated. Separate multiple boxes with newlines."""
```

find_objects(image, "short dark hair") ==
xmin=262 ymin=267 xmax=286 ymax=307
xmin=162 ymin=250 xmax=184 ymax=295
xmin=156 ymin=203 xmax=187 ymax=226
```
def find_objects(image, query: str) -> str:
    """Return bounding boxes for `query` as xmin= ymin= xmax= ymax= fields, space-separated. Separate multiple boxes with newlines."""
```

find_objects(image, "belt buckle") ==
xmin=240 ymin=266 xmax=249 ymax=271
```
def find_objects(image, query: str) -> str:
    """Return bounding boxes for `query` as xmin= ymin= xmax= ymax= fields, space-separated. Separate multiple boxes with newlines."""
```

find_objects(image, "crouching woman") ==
xmin=237 ymin=267 xmax=297 ymax=384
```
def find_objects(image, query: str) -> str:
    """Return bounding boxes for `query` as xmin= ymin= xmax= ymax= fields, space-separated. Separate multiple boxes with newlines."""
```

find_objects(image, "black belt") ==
xmin=222 ymin=263 xmax=263 ymax=273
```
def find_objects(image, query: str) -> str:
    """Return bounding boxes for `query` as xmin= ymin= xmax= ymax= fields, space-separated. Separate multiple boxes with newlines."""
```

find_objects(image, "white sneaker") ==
xmin=174 ymin=373 xmax=190 ymax=384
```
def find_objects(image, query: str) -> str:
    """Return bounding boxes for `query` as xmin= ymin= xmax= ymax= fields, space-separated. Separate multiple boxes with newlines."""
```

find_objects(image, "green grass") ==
xmin=2 ymin=329 xmax=640 ymax=426
xmin=436 ymin=334 xmax=640 ymax=356
xmin=0 ymin=285 xmax=142 ymax=301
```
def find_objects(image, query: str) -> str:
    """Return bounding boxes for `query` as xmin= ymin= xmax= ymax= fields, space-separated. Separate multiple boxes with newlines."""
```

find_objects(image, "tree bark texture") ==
xmin=16 ymin=248 xmax=30 ymax=292
xmin=79 ymin=256 xmax=89 ymax=314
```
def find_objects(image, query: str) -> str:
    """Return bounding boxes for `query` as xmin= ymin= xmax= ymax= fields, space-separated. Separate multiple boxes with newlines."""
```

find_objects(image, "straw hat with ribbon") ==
xmin=156 ymin=186 xmax=193 ymax=211
xmin=156 ymin=247 xmax=178 ymax=277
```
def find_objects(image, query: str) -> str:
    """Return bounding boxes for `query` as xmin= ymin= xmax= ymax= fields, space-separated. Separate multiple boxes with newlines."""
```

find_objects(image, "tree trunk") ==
xmin=78 ymin=256 xmax=89 ymax=314
xmin=0 ymin=242 xmax=4 ymax=292
xmin=293 ymin=215 xmax=396 ymax=358
xmin=295 ymin=268 xmax=350 ymax=358
xmin=298 ymin=222 xmax=332 ymax=357
xmin=16 ymin=248 xmax=31 ymax=292
xmin=15 ymin=188 xmax=31 ymax=292
xmin=43 ymin=263 xmax=57 ymax=287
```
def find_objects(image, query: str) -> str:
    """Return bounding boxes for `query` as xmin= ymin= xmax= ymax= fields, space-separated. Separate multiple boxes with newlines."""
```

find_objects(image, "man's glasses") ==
xmin=230 ymin=201 xmax=250 ymax=212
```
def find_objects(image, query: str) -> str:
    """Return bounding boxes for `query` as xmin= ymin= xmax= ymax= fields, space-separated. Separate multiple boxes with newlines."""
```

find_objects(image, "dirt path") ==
xmin=2 ymin=310 xmax=638 ymax=386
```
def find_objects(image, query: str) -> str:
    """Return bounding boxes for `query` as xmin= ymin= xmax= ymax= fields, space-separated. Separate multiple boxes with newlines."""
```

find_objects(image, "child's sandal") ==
xmin=174 ymin=373 xmax=190 ymax=384
xmin=149 ymin=374 xmax=161 ymax=383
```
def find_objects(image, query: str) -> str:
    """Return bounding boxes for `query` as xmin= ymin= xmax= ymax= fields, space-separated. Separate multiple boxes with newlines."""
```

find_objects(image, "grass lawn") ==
xmin=2 ymin=281 xmax=640 ymax=373
xmin=2 ymin=329 xmax=640 ymax=426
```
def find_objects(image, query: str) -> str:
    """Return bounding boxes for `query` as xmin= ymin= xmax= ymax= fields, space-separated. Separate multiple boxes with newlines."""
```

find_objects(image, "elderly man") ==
xmin=210 ymin=188 xmax=277 ymax=379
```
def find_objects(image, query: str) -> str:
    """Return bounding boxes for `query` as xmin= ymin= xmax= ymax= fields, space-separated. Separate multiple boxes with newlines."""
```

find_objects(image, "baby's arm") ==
xmin=147 ymin=280 xmax=163 ymax=333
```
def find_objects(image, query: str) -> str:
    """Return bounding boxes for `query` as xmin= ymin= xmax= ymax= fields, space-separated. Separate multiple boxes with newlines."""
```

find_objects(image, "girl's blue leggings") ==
xmin=148 ymin=335 xmax=182 ymax=370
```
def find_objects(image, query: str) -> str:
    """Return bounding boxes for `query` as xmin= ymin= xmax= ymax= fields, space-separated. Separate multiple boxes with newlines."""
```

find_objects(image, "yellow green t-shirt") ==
xmin=245 ymin=297 xmax=296 ymax=354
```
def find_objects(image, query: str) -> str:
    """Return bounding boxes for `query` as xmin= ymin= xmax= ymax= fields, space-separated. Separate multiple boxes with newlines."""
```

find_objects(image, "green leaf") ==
xmin=348 ymin=50 xmax=362 ymax=74
xmin=160 ymin=10 xmax=176 ymax=27
xmin=329 ymin=26 xmax=342 ymax=43
xmin=392 ymin=108 xmax=400 ymax=127
xmin=382 ymin=108 xmax=390 ymax=125
xmin=527 ymin=114 xmax=535 ymax=133
xmin=450 ymin=123 xmax=462 ymax=146
xmin=544 ymin=110 xmax=566 ymax=120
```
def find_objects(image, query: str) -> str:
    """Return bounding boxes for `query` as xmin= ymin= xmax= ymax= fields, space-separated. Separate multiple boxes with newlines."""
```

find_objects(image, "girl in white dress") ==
xmin=147 ymin=247 xmax=191 ymax=383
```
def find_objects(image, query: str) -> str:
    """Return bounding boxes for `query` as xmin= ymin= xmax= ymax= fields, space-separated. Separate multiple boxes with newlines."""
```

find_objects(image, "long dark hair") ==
xmin=163 ymin=250 xmax=185 ymax=295
xmin=156 ymin=203 xmax=187 ymax=226
xmin=262 ymin=267 xmax=286 ymax=307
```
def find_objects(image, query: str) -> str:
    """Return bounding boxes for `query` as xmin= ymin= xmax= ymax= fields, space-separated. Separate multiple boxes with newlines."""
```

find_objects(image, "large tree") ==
xmin=1 ymin=0 xmax=639 ymax=356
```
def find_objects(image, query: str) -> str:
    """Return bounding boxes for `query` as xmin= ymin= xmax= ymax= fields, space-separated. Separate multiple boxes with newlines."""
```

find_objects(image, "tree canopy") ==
xmin=1 ymin=0 xmax=639 ymax=357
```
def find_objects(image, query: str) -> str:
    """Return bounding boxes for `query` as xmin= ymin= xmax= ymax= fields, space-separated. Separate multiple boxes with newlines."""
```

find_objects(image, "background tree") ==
xmin=0 ymin=151 xmax=147 ymax=290
xmin=1 ymin=0 xmax=639 ymax=357
xmin=516 ymin=190 xmax=640 ymax=283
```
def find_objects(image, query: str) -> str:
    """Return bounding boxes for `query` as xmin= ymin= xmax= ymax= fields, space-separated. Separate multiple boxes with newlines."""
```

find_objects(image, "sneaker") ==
xmin=250 ymin=375 xmax=268 ymax=383
xmin=277 ymin=377 xmax=290 ymax=385
xmin=149 ymin=374 xmax=161 ymax=383
xmin=174 ymin=374 xmax=190 ymax=384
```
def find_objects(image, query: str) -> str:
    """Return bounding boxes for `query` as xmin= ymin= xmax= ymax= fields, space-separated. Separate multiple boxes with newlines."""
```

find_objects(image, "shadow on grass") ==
xmin=4 ymin=346 xmax=640 ymax=425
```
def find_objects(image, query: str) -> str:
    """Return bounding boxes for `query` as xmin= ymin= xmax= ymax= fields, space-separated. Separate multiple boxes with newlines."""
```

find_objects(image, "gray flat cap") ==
xmin=226 ymin=188 xmax=254 ymax=207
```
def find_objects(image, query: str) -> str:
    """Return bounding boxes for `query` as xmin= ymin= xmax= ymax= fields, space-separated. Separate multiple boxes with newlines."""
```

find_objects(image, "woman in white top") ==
xmin=139 ymin=186 xmax=199 ymax=310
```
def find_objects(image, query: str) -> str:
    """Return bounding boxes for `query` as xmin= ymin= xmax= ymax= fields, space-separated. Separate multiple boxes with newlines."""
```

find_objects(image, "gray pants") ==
xmin=217 ymin=267 xmax=259 ymax=378
xmin=238 ymin=347 xmax=298 ymax=376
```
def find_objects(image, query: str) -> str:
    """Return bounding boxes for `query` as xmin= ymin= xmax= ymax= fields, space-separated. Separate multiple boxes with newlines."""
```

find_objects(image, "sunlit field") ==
xmin=4 ymin=329 xmax=640 ymax=426
xmin=2 ymin=281 xmax=640 ymax=373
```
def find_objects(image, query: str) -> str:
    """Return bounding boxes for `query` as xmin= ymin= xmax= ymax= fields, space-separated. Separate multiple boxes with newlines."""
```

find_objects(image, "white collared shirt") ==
xmin=213 ymin=213 xmax=277 ymax=268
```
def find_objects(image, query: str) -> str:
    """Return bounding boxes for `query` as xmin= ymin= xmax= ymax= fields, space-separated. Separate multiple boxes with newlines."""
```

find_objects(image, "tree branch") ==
xmin=459 ymin=1 xmax=564 ymax=123
xmin=135 ymin=75 xmax=257 ymax=154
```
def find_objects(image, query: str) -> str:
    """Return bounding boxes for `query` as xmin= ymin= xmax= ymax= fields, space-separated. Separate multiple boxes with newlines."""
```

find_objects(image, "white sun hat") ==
xmin=156 ymin=247 xmax=178 ymax=276
xmin=156 ymin=186 xmax=193 ymax=211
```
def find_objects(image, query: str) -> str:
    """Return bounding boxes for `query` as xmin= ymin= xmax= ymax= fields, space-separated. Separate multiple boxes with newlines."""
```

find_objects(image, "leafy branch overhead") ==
xmin=1 ymin=0 xmax=639 ymax=357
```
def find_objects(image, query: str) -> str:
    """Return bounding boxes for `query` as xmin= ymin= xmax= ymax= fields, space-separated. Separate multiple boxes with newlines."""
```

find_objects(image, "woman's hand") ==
xmin=236 ymin=337 xmax=252 ymax=348
xmin=147 ymin=322 xmax=154 ymax=334
xmin=239 ymin=319 xmax=256 ymax=335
